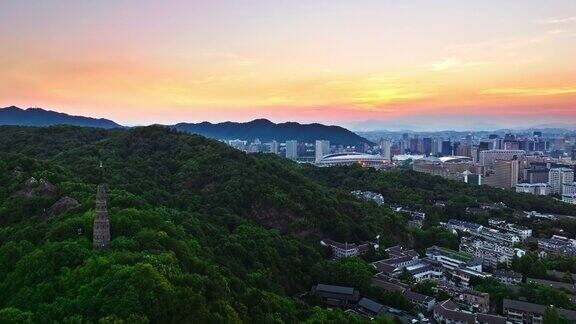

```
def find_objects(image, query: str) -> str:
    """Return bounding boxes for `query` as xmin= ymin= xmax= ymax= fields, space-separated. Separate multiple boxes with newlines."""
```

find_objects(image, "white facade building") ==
xmin=563 ymin=182 xmax=576 ymax=195
xmin=516 ymin=183 xmax=549 ymax=195
xmin=315 ymin=140 xmax=330 ymax=163
xmin=549 ymin=168 xmax=574 ymax=195
xmin=380 ymin=139 xmax=391 ymax=160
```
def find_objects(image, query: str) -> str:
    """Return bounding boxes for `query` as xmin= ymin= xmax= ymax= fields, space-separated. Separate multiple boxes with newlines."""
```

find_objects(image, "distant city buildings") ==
xmin=549 ymin=167 xmax=574 ymax=195
xmin=515 ymin=183 xmax=549 ymax=195
xmin=270 ymin=140 xmax=279 ymax=154
xmin=315 ymin=140 xmax=330 ymax=163
xmin=219 ymin=129 xmax=576 ymax=188
xmin=479 ymin=149 xmax=525 ymax=169
xmin=285 ymin=140 xmax=299 ymax=160
xmin=483 ymin=159 xmax=519 ymax=189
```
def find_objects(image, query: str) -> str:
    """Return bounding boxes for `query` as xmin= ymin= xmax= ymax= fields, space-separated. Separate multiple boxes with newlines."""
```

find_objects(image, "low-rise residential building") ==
xmin=310 ymin=284 xmax=360 ymax=307
xmin=460 ymin=290 xmax=490 ymax=314
xmin=435 ymin=281 xmax=492 ymax=314
xmin=451 ymin=267 xmax=491 ymax=288
xmin=459 ymin=237 xmax=524 ymax=268
xmin=488 ymin=219 xmax=532 ymax=241
xmin=493 ymin=269 xmax=522 ymax=285
xmin=523 ymin=211 xmax=559 ymax=221
xmin=503 ymin=299 xmax=576 ymax=324
xmin=320 ymin=239 xmax=373 ymax=259
xmin=473 ymin=227 xmax=520 ymax=247
xmin=426 ymin=246 xmax=483 ymax=272
xmin=371 ymin=276 xmax=436 ymax=312
xmin=356 ymin=297 xmax=385 ymax=318
xmin=433 ymin=300 xmax=475 ymax=324
xmin=445 ymin=219 xmax=483 ymax=233
xmin=434 ymin=299 xmax=506 ymax=324
xmin=527 ymin=278 xmax=576 ymax=295
xmin=426 ymin=246 xmax=490 ymax=288
xmin=538 ymin=235 xmax=576 ymax=256
xmin=404 ymin=259 xmax=444 ymax=282
xmin=371 ymin=245 xmax=421 ymax=277
xmin=404 ymin=290 xmax=436 ymax=312
xmin=351 ymin=190 xmax=385 ymax=205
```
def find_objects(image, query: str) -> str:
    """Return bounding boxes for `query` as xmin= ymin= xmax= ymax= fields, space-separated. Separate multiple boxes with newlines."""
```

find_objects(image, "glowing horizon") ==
xmin=1 ymin=1 xmax=575 ymax=130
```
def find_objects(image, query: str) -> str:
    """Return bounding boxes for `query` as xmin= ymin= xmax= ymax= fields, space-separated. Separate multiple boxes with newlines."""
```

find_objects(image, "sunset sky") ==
xmin=1 ymin=1 xmax=575 ymax=130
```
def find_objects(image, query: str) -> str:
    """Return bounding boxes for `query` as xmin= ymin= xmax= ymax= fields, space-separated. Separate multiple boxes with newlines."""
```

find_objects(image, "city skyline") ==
xmin=1 ymin=1 xmax=575 ymax=130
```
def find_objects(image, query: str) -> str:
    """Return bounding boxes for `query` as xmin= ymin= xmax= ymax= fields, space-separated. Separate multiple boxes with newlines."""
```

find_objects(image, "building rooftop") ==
xmin=315 ymin=284 xmax=355 ymax=296
xmin=427 ymin=245 xmax=474 ymax=262
xmin=503 ymin=299 xmax=576 ymax=321
xmin=320 ymin=239 xmax=371 ymax=251
xmin=434 ymin=299 xmax=476 ymax=324
xmin=404 ymin=290 xmax=434 ymax=303
xmin=476 ymin=313 xmax=507 ymax=324
xmin=358 ymin=297 xmax=384 ymax=315
xmin=493 ymin=269 xmax=522 ymax=279
xmin=527 ymin=278 xmax=576 ymax=294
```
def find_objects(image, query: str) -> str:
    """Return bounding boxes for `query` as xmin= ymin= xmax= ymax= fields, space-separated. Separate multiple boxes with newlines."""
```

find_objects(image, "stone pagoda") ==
xmin=93 ymin=184 xmax=110 ymax=250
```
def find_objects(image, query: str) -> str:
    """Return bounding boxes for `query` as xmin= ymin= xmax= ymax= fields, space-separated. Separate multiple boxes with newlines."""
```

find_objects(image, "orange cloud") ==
xmin=480 ymin=86 xmax=576 ymax=96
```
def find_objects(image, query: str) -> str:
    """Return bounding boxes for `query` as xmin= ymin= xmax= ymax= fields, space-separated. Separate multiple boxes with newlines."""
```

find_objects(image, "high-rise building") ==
xmin=452 ymin=142 xmax=460 ymax=156
xmin=483 ymin=159 xmax=519 ymax=189
xmin=441 ymin=141 xmax=452 ymax=156
xmin=315 ymin=140 xmax=330 ymax=163
xmin=479 ymin=150 xmax=525 ymax=168
xmin=380 ymin=139 xmax=392 ymax=160
xmin=93 ymin=184 xmax=110 ymax=250
xmin=410 ymin=138 xmax=420 ymax=154
xmin=270 ymin=140 xmax=279 ymax=154
xmin=549 ymin=168 xmax=574 ymax=195
xmin=285 ymin=140 xmax=299 ymax=160
xmin=423 ymin=138 xmax=432 ymax=156
xmin=432 ymin=138 xmax=440 ymax=156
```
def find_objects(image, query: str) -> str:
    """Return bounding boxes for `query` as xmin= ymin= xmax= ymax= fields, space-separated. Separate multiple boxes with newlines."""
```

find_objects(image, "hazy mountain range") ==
xmin=173 ymin=119 xmax=372 ymax=146
xmin=347 ymin=118 xmax=576 ymax=132
xmin=0 ymin=106 xmax=372 ymax=146
xmin=0 ymin=106 xmax=121 ymax=129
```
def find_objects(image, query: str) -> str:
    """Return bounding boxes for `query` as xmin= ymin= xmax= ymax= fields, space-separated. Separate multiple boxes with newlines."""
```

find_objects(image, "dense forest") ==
xmin=0 ymin=125 xmax=574 ymax=323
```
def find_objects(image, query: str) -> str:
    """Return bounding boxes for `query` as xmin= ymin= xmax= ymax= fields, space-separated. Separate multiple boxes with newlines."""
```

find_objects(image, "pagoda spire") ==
xmin=93 ymin=163 xmax=110 ymax=250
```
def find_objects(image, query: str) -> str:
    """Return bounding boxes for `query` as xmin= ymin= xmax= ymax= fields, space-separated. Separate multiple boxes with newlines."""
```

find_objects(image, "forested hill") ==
xmin=1 ymin=125 xmax=575 ymax=323
xmin=174 ymin=118 xmax=374 ymax=146
xmin=0 ymin=125 xmax=402 ymax=323
xmin=0 ymin=106 xmax=121 ymax=128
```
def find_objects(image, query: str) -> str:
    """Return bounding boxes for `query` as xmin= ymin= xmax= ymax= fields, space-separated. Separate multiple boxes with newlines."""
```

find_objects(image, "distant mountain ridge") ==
xmin=0 ymin=106 xmax=121 ymax=129
xmin=174 ymin=119 xmax=373 ymax=146
xmin=0 ymin=106 xmax=373 ymax=146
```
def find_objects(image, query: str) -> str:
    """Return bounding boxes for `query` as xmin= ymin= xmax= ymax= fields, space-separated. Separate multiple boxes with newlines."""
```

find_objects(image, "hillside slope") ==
xmin=0 ymin=125 xmax=400 ymax=323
